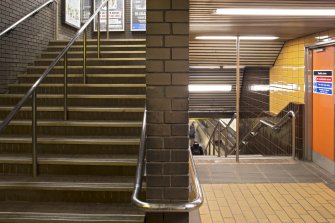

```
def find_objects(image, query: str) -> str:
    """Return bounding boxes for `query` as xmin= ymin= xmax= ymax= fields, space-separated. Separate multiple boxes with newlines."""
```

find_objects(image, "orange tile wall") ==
xmin=270 ymin=29 xmax=335 ymax=114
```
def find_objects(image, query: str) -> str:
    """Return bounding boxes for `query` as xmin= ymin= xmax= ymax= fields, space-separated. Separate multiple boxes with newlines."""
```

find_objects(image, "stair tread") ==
xmin=18 ymin=74 xmax=146 ymax=77
xmin=0 ymin=201 xmax=144 ymax=221
xmin=8 ymin=83 xmax=146 ymax=87
xmin=0 ymin=136 xmax=140 ymax=144
xmin=43 ymin=51 xmax=146 ymax=54
xmin=0 ymin=106 xmax=145 ymax=112
xmin=0 ymin=175 xmax=137 ymax=190
xmin=0 ymin=94 xmax=146 ymax=99
xmin=48 ymin=45 xmax=146 ymax=48
xmin=27 ymin=65 xmax=145 ymax=69
xmin=0 ymin=154 xmax=138 ymax=165
xmin=35 ymin=58 xmax=145 ymax=61
xmin=8 ymin=120 xmax=142 ymax=127
xmin=51 ymin=38 xmax=146 ymax=42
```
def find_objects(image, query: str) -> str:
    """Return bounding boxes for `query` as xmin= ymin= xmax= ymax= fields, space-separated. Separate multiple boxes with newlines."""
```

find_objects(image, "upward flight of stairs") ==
xmin=0 ymin=39 xmax=146 ymax=222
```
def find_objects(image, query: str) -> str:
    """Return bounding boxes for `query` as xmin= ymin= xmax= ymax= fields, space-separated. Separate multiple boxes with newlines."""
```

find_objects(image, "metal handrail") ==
xmin=132 ymin=109 xmax=204 ymax=212
xmin=0 ymin=0 xmax=57 ymax=38
xmin=205 ymin=114 xmax=236 ymax=157
xmin=233 ymin=111 xmax=296 ymax=159
xmin=0 ymin=0 xmax=111 ymax=177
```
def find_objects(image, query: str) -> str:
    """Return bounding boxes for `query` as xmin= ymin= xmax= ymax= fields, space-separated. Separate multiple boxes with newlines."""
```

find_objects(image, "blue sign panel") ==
xmin=132 ymin=23 xmax=146 ymax=31
xmin=131 ymin=0 xmax=146 ymax=31
xmin=314 ymin=87 xmax=333 ymax=95
xmin=313 ymin=70 xmax=333 ymax=96
xmin=314 ymin=82 xmax=333 ymax=88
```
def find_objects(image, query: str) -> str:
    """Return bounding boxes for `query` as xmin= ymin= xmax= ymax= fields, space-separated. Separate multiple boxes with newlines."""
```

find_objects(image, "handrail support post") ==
xmin=54 ymin=0 xmax=58 ymax=40
xmin=218 ymin=123 xmax=221 ymax=157
xmin=32 ymin=91 xmax=38 ymax=177
xmin=83 ymin=29 xmax=87 ymax=84
xmin=64 ymin=53 xmax=68 ymax=120
xmin=290 ymin=112 xmax=296 ymax=160
xmin=225 ymin=127 xmax=228 ymax=157
xmin=97 ymin=12 xmax=101 ymax=58
xmin=106 ymin=0 xmax=109 ymax=39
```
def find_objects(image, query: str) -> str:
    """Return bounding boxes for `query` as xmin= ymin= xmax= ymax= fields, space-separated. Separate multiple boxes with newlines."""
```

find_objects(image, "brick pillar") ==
xmin=145 ymin=0 xmax=189 ymax=222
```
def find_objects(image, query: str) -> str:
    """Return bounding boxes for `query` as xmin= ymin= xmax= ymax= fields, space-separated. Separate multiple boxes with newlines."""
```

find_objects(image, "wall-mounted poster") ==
xmin=65 ymin=0 xmax=81 ymax=29
xmin=131 ymin=0 xmax=146 ymax=31
xmin=82 ymin=0 xmax=92 ymax=23
xmin=94 ymin=0 xmax=125 ymax=32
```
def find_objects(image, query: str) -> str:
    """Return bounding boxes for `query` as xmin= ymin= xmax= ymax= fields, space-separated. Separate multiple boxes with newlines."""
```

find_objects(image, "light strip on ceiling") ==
xmin=195 ymin=36 xmax=279 ymax=40
xmin=216 ymin=8 xmax=335 ymax=16
xmin=189 ymin=66 xmax=221 ymax=69
xmin=189 ymin=84 xmax=232 ymax=92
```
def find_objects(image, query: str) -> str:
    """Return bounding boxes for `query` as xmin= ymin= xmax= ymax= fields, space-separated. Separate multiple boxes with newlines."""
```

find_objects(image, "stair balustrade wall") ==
xmin=146 ymin=0 xmax=190 ymax=222
xmin=0 ymin=0 xmax=55 ymax=94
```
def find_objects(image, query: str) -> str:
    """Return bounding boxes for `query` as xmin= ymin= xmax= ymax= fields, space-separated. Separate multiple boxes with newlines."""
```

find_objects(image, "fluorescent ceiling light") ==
xmin=250 ymin=85 xmax=270 ymax=92
xmin=315 ymin=35 xmax=331 ymax=42
xmin=222 ymin=65 xmax=246 ymax=69
xmin=195 ymin=36 xmax=279 ymax=40
xmin=216 ymin=8 xmax=335 ymax=16
xmin=189 ymin=66 xmax=221 ymax=69
xmin=189 ymin=84 xmax=232 ymax=92
xmin=316 ymin=35 xmax=330 ymax=39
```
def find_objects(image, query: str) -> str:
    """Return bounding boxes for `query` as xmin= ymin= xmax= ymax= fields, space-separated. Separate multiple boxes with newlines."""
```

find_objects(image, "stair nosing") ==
xmin=0 ymin=137 xmax=140 ymax=145
xmin=0 ymin=154 xmax=138 ymax=166
xmin=0 ymin=106 xmax=145 ymax=112
xmin=8 ymin=83 xmax=146 ymax=87
xmin=0 ymin=94 xmax=146 ymax=99
xmin=8 ymin=120 xmax=142 ymax=127
xmin=48 ymin=45 xmax=146 ymax=48
xmin=42 ymin=51 xmax=146 ymax=54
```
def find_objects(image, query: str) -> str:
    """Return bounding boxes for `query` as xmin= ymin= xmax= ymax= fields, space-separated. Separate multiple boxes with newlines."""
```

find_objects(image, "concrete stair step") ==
xmin=48 ymin=38 xmax=146 ymax=46
xmin=0 ymin=135 xmax=140 ymax=156
xmin=0 ymin=154 xmax=138 ymax=166
xmin=0 ymin=176 xmax=144 ymax=204
xmin=0 ymin=94 xmax=145 ymax=107
xmin=2 ymin=120 xmax=142 ymax=137
xmin=34 ymin=58 xmax=145 ymax=66
xmin=27 ymin=65 xmax=145 ymax=74
xmin=8 ymin=83 xmax=146 ymax=94
xmin=41 ymin=51 xmax=146 ymax=59
xmin=17 ymin=73 xmax=145 ymax=84
xmin=46 ymin=45 xmax=146 ymax=52
xmin=0 ymin=201 xmax=144 ymax=223
xmin=0 ymin=106 xmax=144 ymax=121
xmin=0 ymin=153 xmax=138 ymax=176
xmin=0 ymin=175 xmax=136 ymax=191
xmin=0 ymin=136 xmax=140 ymax=146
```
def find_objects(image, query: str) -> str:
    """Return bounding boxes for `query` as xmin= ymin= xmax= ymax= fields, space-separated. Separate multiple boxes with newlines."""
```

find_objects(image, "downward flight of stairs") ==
xmin=0 ymin=39 xmax=146 ymax=222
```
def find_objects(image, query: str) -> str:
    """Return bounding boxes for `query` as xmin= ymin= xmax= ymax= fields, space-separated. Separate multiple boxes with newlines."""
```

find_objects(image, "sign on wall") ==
xmin=65 ymin=0 xmax=81 ymax=29
xmin=313 ymin=70 xmax=333 ymax=95
xmin=131 ymin=0 xmax=146 ymax=31
xmin=82 ymin=0 xmax=92 ymax=23
xmin=94 ymin=0 xmax=125 ymax=32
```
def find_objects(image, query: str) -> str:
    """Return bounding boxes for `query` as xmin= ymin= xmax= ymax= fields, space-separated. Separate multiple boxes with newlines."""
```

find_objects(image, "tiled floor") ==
xmin=194 ymin=157 xmax=335 ymax=223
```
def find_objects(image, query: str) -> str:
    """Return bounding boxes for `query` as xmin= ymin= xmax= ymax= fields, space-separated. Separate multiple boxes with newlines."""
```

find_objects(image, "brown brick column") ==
xmin=145 ymin=0 xmax=189 ymax=222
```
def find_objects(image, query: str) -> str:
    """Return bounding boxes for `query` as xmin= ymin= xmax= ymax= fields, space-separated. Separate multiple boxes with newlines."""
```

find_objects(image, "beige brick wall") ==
xmin=146 ymin=0 xmax=190 ymax=222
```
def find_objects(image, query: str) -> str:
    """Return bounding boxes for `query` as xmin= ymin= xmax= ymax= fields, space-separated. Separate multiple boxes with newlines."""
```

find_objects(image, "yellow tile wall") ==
xmin=270 ymin=29 xmax=335 ymax=114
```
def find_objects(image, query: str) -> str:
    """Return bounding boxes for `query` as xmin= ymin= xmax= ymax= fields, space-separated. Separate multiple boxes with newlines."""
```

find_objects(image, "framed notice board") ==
xmin=131 ymin=0 xmax=146 ymax=31
xmin=65 ymin=0 xmax=81 ymax=29
xmin=94 ymin=0 xmax=125 ymax=32
xmin=82 ymin=0 xmax=92 ymax=23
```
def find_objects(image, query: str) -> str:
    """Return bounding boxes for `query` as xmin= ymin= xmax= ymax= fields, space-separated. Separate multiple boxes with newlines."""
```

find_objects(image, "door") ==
xmin=312 ymin=46 xmax=335 ymax=162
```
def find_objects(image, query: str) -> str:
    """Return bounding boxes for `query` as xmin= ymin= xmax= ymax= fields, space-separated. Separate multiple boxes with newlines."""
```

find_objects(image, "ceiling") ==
xmin=189 ymin=0 xmax=335 ymax=67
xmin=190 ymin=0 xmax=335 ymax=40
xmin=188 ymin=0 xmax=335 ymax=112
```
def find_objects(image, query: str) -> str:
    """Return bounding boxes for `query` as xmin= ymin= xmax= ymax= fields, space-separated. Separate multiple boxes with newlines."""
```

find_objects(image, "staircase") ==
xmin=0 ymin=39 xmax=146 ymax=222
